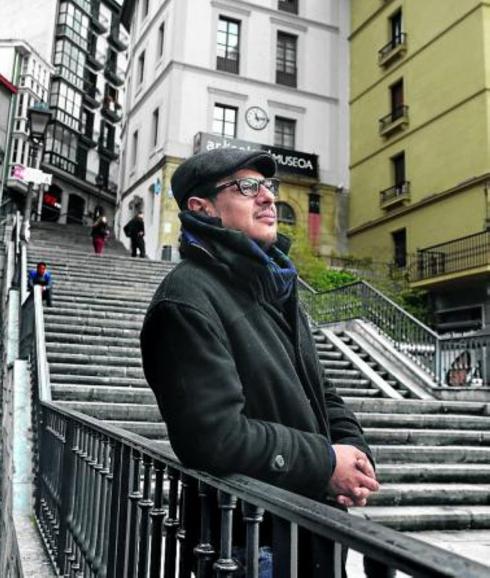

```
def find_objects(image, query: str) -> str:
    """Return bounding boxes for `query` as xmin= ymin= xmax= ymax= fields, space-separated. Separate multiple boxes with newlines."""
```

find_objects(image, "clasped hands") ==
xmin=328 ymin=444 xmax=379 ymax=508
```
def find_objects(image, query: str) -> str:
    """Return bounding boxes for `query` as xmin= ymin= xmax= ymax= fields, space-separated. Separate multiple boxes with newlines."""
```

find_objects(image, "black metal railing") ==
xmin=300 ymin=280 xmax=440 ymax=377
xmin=409 ymin=231 xmax=490 ymax=282
xmin=378 ymin=32 xmax=407 ymax=62
xmin=379 ymin=105 xmax=409 ymax=133
xmin=217 ymin=56 xmax=240 ymax=74
xmin=380 ymin=180 xmax=410 ymax=205
xmin=32 ymin=400 xmax=490 ymax=578
xmin=440 ymin=331 xmax=489 ymax=387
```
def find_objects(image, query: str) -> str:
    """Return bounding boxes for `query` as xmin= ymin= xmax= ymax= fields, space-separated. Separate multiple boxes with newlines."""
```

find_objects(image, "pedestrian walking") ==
xmin=140 ymin=148 xmax=379 ymax=577
xmin=124 ymin=212 xmax=146 ymax=257
xmin=91 ymin=215 xmax=110 ymax=255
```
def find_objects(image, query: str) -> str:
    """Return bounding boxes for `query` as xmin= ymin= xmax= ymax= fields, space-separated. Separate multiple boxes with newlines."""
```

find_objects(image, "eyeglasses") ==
xmin=213 ymin=177 xmax=280 ymax=198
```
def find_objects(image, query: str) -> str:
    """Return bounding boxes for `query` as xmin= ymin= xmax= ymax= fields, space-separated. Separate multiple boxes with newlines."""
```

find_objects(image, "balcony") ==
xmin=98 ymin=137 xmax=120 ymax=160
xmin=276 ymin=69 xmax=297 ymax=88
xmin=378 ymin=33 xmax=407 ymax=67
xmin=108 ymin=27 xmax=130 ymax=51
xmin=82 ymin=83 xmax=102 ymax=109
xmin=216 ymin=56 xmax=239 ymax=74
xmin=409 ymin=231 xmax=490 ymax=285
xmin=86 ymin=49 xmax=106 ymax=71
xmin=79 ymin=128 xmax=98 ymax=149
xmin=90 ymin=10 xmax=109 ymax=34
xmin=104 ymin=63 xmax=125 ymax=87
xmin=380 ymin=180 xmax=410 ymax=209
xmin=379 ymin=105 xmax=409 ymax=137
xmin=101 ymin=97 xmax=123 ymax=123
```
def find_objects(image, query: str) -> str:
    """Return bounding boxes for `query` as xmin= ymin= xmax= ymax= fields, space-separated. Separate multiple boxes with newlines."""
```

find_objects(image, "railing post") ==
xmin=213 ymin=491 xmax=238 ymax=577
xmin=136 ymin=454 xmax=153 ymax=578
xmin=242 ymin=501 xmax=265 ymax=578
xmin=148 ymin=460 xmax=166 ymax=578
xmin=164 ymin=466 xmax=179 ymax=577
xmin=57 ymin=417 xmax=76 ymax=573
xmin=194 ymin=481 xmax=216 ymax=578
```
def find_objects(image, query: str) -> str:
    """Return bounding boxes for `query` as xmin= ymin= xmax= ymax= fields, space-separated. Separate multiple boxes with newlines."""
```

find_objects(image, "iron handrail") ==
xmin=300 ymin=279 xmax=441 ymax=377
xmin=36 ymin=399 xmax=490 ymax=578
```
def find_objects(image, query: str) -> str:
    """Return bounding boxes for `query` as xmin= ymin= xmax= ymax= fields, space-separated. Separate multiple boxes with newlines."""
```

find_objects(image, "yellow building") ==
xmin=349 ymin=0 xmax=490 ymax=332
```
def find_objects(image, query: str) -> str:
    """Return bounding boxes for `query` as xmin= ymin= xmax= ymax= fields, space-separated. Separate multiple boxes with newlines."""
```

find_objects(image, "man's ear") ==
xmin=187 ymin=196 xmax=216 ymax=216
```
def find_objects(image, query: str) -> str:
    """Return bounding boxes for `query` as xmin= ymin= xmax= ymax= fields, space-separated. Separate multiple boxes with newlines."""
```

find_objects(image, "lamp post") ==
xmin=22 ymin=102 xmax=51 ymax=239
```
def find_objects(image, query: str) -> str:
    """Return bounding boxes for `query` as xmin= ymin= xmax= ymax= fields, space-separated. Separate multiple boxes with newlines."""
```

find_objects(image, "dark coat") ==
xmin=124 ymin=216 xmax=144 ymax=239
xmin=141 ymin=212 xmax=372 ymax=502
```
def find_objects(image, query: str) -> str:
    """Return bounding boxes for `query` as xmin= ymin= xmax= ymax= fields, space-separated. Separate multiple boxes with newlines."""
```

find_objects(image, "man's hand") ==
xmin=329 ymin=444 xmax=379 ymax=508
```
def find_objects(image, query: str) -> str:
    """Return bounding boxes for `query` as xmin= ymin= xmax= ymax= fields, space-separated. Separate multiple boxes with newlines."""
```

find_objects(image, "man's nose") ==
xmin=256 ymin=183 xmax=276 ymax=203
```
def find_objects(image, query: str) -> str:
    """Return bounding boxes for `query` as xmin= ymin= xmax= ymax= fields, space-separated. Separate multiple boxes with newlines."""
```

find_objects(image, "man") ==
xmin=28 ymin=261 xmax=53 ymax=307
xmin=124 ymin=211 xmax=146 ymax=257
xmin=141 ymin=149 xmax=379 ymax=576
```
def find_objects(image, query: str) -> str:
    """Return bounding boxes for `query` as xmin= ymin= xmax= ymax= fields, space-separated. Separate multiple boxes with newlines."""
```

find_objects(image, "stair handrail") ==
xmin=300 ymin=279 xmax=441 ymax=378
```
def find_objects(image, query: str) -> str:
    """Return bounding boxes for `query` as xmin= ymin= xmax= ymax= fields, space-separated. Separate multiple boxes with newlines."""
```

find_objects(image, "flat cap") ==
xmin=171 ymin=148 xmax=276 ymax=209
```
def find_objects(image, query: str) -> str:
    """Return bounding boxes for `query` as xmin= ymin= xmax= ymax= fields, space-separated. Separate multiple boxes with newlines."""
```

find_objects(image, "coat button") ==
xmin=274 ymin=455 xmax=285 ymax=469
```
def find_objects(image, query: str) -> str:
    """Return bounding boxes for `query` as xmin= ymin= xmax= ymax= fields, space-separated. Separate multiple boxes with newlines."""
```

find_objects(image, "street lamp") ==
xmin=22 ymin=102 xmax=51 ymax=238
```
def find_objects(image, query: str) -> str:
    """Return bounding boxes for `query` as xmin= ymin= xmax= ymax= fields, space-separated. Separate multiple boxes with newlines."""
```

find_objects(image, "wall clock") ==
xmin=245 ymin=106 xmax=269 ymax=130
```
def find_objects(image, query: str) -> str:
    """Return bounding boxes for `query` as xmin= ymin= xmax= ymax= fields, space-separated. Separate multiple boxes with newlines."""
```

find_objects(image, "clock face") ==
xmin=245 ymin=106 xmax=269 ymax=130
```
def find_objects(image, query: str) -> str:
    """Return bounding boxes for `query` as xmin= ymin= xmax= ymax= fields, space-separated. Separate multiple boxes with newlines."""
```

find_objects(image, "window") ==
xmin=98 ymin=157 xmax=110 ymax=187
xmin=16 ymin=94 xmax=24 ymax=117
xmin=278 ymin=0 xmax=298 ymax=14
xmin=308 ymin=193 xmax=320 ymax=214
xmin=276 ymin=32 xmax=297 ymax=87
xmin=217 ymin=17 xmax=240 ymax=74
xmin=137 ymin=51 xmax=145 ymax=84
xmin=158 ymin=22 xmax=165 ymax=58
xmin=274 ymin=117 xmax=296 ymax=149
xmin=152 ymin=108 xmax=159 ymax=147
xmin=57 ymin=2 xmax=89 ymax=51
xmin=390 ymin=79 xmax=404 ymax=118
xmin=390 ymin=10 xmax=403 ymax=44
xmin=44 ymin=124 xmax=78 ymax=173
xmin=49 ymin=80 xmax=82 ymax=131
xmin=213 ymin=104 xmax=237 ymax=137
xmin=100 ymin=121 xmax=115 ymax=151
xmin=392 ymin=152 xmax=405 ymax=187
xmin=392 ymin=228 xmax=407 ymax=268
xmin=277 ymin=202 xmax=296 ymax=225
xmin=131 ymin=130 xmax=139 ymax=167
xmin=54 ymin=39 xmax=85 ymax=90
xmin=142 ymin=0 xmax=149 ymax=18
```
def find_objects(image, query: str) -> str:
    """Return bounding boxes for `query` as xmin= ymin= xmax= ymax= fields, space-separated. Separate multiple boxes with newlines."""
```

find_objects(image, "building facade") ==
xmin=0 ymin=73 xmax=18 ymax=209
xmin=349 ymin=0 xmax=490 ymax=332
xmin=119 ymin=0 xmax=350 ymax=260
xmin=0 ymin=40 xmax=52 ymax=213
xmin=0 ymin=0 xmax=128 ymax=224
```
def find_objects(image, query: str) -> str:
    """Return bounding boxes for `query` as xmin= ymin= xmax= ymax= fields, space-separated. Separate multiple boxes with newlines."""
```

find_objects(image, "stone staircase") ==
xmin=26 ymin=222 xmax=490 ymax=532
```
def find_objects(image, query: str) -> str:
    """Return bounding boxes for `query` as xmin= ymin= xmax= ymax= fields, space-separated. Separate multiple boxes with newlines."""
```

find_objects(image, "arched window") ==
xmin=276 ymin=202 xmax=296 ymax=225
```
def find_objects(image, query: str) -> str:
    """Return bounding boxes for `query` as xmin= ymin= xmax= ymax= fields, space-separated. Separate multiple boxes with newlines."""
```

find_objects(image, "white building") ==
xmin=0 ymin=0 xmax=128 ymax=225
xmin=0 ymin=40 xmax=53 ymax=212
xmin=119 ymin=0 xmax=350 ymax=260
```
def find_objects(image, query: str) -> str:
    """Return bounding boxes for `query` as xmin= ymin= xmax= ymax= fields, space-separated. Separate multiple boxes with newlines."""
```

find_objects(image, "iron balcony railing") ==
xmin=378 ymin=32 xmax=407 ymax=62
xmin=278 ymin=0 xmax=298 ymax=14
xmin=380 ymin=180 xmax=410 ymax=206
xmin=409 ymin=230 xmax=490 ymax=282
xmin=379 ymin=105 xmax=409 ymax=133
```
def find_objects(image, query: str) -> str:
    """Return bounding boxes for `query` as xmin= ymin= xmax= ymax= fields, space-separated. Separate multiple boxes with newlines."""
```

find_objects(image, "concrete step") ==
xmin=317 ymin=360 xmax=351 ymax=369
xmin=49 ymin=362 xmax=143 ymax=378
xmin=354 ymin=505 xmax=490 ymax=531
xmin=365 ymin=428 xmax=490 ymax=446
xmin=50 ymin=373 xmax=147 ymax=387
xmin=47 ymin=298 xmax=149 ymax=315
xmin=321 ymin=368 xmax=362 ymax=378
xmin=56 ymin=400 xmax=161 ymax=421
xmin=45 ymin=332 xmax=139 ymax=347
xmin=45 ymin=322 xmax=140 ymax=339
xmin=46 ymin=343 xmax=141 ymax=358
xmin=47 ymin=352 xmax=142 ymax=367
xmin=372 ymin=445 xmax=490 ymax=464
xmin=376 ymin=463 xmax=490 ymax=483
xmin=52 ymin=289 xmax=153 ymax=306
xmin=103 ymin=420 xmax=168 ymax=439
xmin=336 ymin=388 xmax=380 ymax=397
xmin=357 ymin=412 xmax=490 ymax=430
xmin=346 ymin=398 xmax=488 ymax=416
xmin=52 ymin=385 xmax=155 ymax=403
xmin=327 ymin=378 xmax=371 ymax=388
xmin=370 ymin=483 xmax=490 ymax=507
xmin=44 ymin=308 xmax=145 ymax=322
